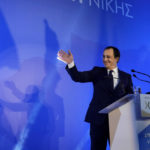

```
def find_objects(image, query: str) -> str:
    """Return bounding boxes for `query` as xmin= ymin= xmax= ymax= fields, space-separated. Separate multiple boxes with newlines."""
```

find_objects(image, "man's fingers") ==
xmin=57 ymin=56 xmax=67 ymax=64
xmin=57 ymin=49 xmax=73 ymax=64
xmin=58 ymin=50 xmax=65 ymax=56
xmin=68 ymin=50 xmax=72 ymax=56
xmin=58 ymin=50 xmax=63 ymax=55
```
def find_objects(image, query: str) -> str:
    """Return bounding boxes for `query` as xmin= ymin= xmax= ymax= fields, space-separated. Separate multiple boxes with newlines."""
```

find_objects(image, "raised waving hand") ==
xmin=57 ymin=50 xmax=73 ymax=64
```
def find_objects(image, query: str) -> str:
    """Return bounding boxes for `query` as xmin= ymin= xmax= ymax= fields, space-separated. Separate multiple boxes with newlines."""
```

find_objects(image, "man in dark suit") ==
xmin=57 ymin=46 xmax=133 ymax=150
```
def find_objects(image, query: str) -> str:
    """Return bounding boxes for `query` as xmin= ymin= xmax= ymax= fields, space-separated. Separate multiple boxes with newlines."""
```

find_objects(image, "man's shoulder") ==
xmin=92 ymin=66 xmax=105 ymax=71
xmin=91 ymin=66 xmax=106 ymax=74
xmin=119 ymin=69 xmax=131 ymax=77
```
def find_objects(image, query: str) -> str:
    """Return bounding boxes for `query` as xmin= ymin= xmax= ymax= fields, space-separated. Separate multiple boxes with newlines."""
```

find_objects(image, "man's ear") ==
xmin=116 ymin=57 xmax=120 ymax=63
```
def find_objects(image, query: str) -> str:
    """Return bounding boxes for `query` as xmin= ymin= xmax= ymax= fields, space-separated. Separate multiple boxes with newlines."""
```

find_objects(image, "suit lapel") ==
xmin=115 ymin=70 xmax=125 ymax=91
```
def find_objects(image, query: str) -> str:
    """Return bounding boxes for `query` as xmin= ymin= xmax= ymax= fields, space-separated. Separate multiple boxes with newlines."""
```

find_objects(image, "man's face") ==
xmin=103 ymin=48 xmax=119 ymax=70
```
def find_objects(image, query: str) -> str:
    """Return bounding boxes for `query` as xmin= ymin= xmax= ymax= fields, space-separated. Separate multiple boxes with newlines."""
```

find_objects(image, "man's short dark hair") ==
xmin=104 ymin=46 xmax=120 ymax=62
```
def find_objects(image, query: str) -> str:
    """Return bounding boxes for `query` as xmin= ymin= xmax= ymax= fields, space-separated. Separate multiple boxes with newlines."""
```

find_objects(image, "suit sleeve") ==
xmin=65 ymin=65 xmax=94 ymax=83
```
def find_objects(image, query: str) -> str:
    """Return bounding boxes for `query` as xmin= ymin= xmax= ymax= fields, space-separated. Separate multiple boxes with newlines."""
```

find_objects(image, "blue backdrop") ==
xmin=0 ymin=0 xmax=150 ymax=150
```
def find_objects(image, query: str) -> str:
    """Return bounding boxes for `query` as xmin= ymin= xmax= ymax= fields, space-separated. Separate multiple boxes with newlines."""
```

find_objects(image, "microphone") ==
xmin=131 ymin=69 xmax=150 ymax=78
xmin=133 ymin=74 xmax=150 ymax=83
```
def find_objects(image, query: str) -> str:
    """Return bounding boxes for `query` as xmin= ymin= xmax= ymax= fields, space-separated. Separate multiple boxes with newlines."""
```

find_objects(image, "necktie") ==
xmin=108 ymin=70 xmax=114 ymax=89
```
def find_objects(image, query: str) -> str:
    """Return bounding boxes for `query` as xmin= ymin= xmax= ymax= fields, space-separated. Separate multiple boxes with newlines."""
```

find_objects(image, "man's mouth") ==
xmin=104 ymin=62 xmax=109 ymax=65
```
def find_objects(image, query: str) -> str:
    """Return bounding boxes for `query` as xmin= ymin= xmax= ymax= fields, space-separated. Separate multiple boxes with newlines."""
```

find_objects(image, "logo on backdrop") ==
xmin=138 ymin=125 xmax=150 ymax=150
xmin=140 ymin=94 xmax=150 ymax=117
xmin=72 ymin=0 xmax=133 ymax=19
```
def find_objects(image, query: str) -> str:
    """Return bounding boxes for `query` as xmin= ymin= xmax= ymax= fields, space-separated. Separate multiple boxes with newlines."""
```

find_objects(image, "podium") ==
xmin=99 ymin=94 xmax=150 ymax=150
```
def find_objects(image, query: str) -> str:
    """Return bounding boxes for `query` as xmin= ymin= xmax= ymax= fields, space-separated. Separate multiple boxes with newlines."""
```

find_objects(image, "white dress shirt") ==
xmin=107 ymin=67 xmax=119 ymax=88
xmin=68 ymin=61 xmax=75 ymax=68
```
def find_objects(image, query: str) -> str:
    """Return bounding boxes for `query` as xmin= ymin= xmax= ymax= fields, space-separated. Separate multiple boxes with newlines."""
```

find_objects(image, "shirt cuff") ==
xmin=68 ymin=61 xmax=75 ymax=68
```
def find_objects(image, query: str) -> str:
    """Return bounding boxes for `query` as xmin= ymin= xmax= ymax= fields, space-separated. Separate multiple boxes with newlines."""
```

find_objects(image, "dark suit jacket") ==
xmin=66 ymin=65 xmax=133 ymax=125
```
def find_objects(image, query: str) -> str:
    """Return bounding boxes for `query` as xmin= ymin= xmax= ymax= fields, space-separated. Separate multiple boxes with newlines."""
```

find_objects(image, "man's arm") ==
xmin=66 ymin=65 xmax=94 ymax=82
xmin=5 ymin=81 xmax=24 ymax=99
xmin=0 ymin=99 xmax=30 ymax=111
xmin=57 ymin=50 xmax=94 ymax=82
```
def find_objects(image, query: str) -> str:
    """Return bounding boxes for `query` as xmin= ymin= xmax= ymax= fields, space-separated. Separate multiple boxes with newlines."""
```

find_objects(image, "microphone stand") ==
xmin=132 ymin=71 xmax=150 ymax=94
xmin=133 ymin=74 xmax=150 ymax=84
xmin=131 ymin=69 xmax=150 ymax=78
